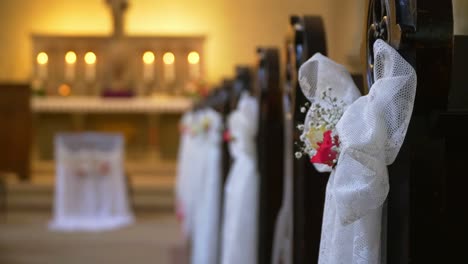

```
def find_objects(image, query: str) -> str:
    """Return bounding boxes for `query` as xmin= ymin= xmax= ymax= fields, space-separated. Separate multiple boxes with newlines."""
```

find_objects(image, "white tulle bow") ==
xmin=334 ymin=39 xmax=416 ymax=225
xmin=298 ymin=39 xmax=417 ymax=263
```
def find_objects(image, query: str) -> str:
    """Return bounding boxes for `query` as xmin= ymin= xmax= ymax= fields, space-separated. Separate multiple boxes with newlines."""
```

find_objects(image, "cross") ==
xmin=106 ymin=0 xmax=128 ymax=38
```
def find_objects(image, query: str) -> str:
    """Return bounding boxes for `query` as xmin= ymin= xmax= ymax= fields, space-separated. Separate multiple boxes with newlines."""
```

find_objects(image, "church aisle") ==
xmin=0 ymin=212 xmax=183 ymax=264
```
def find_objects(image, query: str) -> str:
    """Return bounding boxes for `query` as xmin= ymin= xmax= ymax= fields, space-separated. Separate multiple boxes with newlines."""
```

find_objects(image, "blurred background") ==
xmin=0 ymin=0 xmax=467 ymax=263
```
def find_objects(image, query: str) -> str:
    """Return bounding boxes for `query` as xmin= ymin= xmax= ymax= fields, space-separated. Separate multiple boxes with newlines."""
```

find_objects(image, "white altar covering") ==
xmin=49 ymin=133 xmax=134 ymax=231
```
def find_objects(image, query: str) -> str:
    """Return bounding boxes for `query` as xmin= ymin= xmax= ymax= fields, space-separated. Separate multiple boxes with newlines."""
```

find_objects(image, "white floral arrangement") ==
xmin=295 ymin=87 xmax=346 ymax=167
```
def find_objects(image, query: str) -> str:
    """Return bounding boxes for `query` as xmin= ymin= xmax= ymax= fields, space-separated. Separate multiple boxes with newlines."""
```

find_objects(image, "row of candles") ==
xmin=36 ymin=50 xmax=201 ymax=83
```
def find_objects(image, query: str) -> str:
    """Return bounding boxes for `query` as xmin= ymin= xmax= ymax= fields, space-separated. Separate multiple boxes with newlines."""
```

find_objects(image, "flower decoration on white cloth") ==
xmin=297 ymin=40 xmax=417 ymax=264
xmin=294 ymin=53 xmax=361 ymax=171
xmin=98 ymin=161 xmax=110 ymax=176
xmin=223 ymin=129 xmax=236 ymax=142
xmin=295 ymin=88 xmax=347 ymax=167
xmin=180 ymin=114 xmax=212 ymax=136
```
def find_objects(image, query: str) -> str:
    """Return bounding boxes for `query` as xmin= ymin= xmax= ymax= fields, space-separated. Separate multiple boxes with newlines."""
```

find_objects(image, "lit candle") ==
xmin=187 ymin=51 xmax=200 ymax=80
xmin=36 ymin=52 xmax=48 ymax=80
xmin=142 ymin=51 xmax=155 ymax=82
xmin=163 ymin=52 xmax=175 ymax=83
xmin=84 ymin=52 xmax=97 ymax=82
xmin=64 ymin=51 xmax=77 ymax=82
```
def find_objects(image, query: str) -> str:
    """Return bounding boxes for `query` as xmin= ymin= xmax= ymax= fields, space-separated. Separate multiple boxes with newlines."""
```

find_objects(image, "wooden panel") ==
xmin=256 ymin=48 xmax=284 ymax=264
xmin=449 ymin=36 xmax=468 ymax=110
xmin=290 ymin=16 xmax=328 ymax=264
xmin=0 ymin=84 xmax=31 ymax=180
xmin=157 ymin=114 xmax=181 ymax=160
xmin=363 ymin=0 xmax=456 ymax=262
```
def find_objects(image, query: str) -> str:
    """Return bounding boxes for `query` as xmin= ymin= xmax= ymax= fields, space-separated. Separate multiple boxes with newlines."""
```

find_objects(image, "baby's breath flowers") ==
xmin=295 ymin=87 xmax=346 ymax=167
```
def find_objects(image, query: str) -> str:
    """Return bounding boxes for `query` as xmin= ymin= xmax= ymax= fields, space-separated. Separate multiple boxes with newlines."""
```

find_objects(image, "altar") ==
xmin=28 ymin=0 xmax=202 ymax=164
xmin=32 ymin=96 xmax=192 ymax=162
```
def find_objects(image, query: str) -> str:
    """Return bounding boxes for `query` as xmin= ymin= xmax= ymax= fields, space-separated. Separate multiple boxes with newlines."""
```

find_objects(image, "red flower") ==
xmin=179 ymin=124 xmax=187 ymax=134
xmin=223 ymin=129 xmax=233 ymax=142
xmin=75 ymin=168 xmax=87 ymax=177
xmin=176 ymin=201 xmax=185 ymax=222
xmin=310 ymin=130 xmax=339 ymax=166
xmin=99 ymin=161 xmax=110 ymax=176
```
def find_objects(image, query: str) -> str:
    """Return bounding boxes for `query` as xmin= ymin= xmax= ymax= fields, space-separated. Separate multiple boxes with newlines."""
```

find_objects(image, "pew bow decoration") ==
xmin=179 ymin=114 xmax=212 ymax=136
xmin=294 ymin=53 xmax=361 ymax=172
xmin=295 ymin=87 xmax=346 ymax=167
xmin=297 ymin=40 xmax=417 ymax=263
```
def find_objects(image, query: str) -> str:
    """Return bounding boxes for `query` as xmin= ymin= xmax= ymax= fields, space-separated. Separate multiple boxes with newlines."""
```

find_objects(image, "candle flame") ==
xmin=84 ymin=52 xmax=97 ymax=65
xmin=37 ymin=52 xmax=48 ymax=65
xmin=65 ymin=51 xmax=77 ymax=64
xmin=143 ymin=51 xmax=155 ymax=64
xmin=187 ymin=51 xmax=200 ymax=64
xmin=163 ymin=52 xmax=175 ymax=65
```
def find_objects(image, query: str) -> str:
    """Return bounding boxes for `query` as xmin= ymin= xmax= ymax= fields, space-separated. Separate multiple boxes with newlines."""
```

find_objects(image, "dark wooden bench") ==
xmin=0 ymin=83 xmax=31 ymax=182
xmin=287 ymin=16 xmax=329 ymax=263
xmin=362 ymin=0 xmax=466 ymax=262
xmin=256 ymin=47 xmax=285 ymax=264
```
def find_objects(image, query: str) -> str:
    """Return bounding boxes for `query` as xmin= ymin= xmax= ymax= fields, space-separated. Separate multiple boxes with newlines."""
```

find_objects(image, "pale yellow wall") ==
xmin=3 ymin=0 xmax=463 ymax=85
xmin=0 ymin=0 xmax=111 ymax=82
xmin=0 ymin=0 xmax=335 ymax=84
xmin=453 ymin=0 xmax=468 ymax=35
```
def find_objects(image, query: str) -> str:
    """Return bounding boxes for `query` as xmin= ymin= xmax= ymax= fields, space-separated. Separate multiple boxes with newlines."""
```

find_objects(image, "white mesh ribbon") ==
xmin=298 ymin=39 xmax=417 ymax=263
xmin=227 ymin=92 xmax=258 ymax=158
xmin=334 ymin=39 xmax=416 ymax=225
xmin=221 ymin=93 xmax=259 ymax=264
xmin=299 ymin=40 xmax=416 ymax=264
xmin=299 ymin=53 xmax=361 ymax=103
xmin=175 ymin=112 xmax=194 ymax=234
xmin=192 ymin=108 xmax=223 ymax=264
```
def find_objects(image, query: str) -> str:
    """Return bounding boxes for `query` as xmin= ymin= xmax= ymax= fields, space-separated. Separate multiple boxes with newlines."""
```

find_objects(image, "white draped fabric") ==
xmin=175 ymin=112 xmax=196 ymax=235
xmin=299 ymin=40 xmax=416 ymax=263
xmin=271 ymin=95 xmax=294 ymax=264
xmin=184 ymin=112 xmax=206 ymax=237
xmin=221 ymin=93 xmax=259 ymax=264
xmin=191 ymin=109 xmax=223 ymax=264
xmin=49 ymin=133 xmax=134 ymax=231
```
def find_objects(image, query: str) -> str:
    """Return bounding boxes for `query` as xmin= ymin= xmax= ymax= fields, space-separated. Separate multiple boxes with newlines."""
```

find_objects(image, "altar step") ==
xmin=4 ymin=173 xmax=176 ymax=213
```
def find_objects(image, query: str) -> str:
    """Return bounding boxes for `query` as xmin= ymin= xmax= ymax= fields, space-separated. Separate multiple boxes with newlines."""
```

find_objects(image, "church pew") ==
xmin=0 ymin=83 xmax=31 ymax=181
xmin=230 ymin=66 xmax=253 ymax=110
xmin=362 ymin=0 xmax=465 ymax=262
xmin=216 ymin=79 xmax=234 ymax=264
xmin=256 ymin=47 xmax=284 ymax=264
xmin=445 ymin=37 xmax=468 ymax=248
xmin=288 ymin=16 xmax=328 ymax=263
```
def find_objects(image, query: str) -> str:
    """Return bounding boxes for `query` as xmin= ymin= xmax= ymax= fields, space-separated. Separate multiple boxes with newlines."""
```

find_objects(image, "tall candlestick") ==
xmin=64 ymin=51 xmax=77 ymax=82
xmin=142 ymin=51 xmax=155 ymax=82
xmin=36 ymin=52 xmax=48 ymax=80
xmin=163 ymin=52 xmax=175 ymax=83
xmin=84 ymin=52 xmax=97 ymax=82
xmin=187 ymin=51 xmax=200 ymax=80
